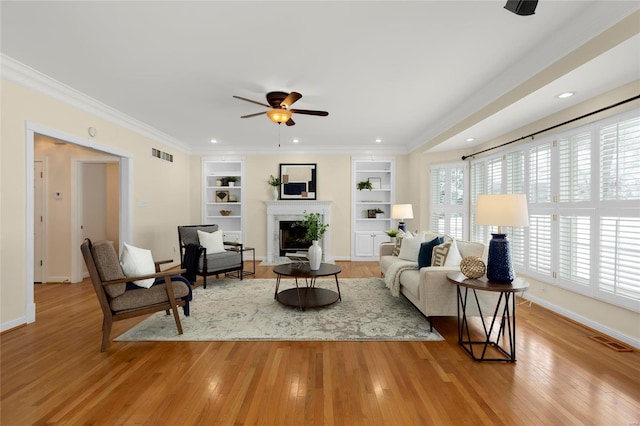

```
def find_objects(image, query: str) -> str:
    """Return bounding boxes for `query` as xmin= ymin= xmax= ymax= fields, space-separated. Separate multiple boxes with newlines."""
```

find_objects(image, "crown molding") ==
xmin=1 ymin=53 xmax=192 ymax=154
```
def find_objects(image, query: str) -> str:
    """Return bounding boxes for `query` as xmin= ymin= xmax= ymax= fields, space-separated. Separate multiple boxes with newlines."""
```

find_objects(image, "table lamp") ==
xmin=475 ymin=194 xmax=529 ymax=283
xmin=391 ymin=204 xmax=413 ymax=232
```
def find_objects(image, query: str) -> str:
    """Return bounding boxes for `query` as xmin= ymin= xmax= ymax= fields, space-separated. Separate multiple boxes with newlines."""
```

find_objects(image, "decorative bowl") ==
xmin=460 ymin=256 xmax=486 ymax=279
xmin=219 ymin=210 xmax=232 ymax=216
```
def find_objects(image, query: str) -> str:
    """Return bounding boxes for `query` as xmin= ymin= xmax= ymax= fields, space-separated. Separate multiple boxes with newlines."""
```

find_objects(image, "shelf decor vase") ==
xmin=272 ymin=187 xmax=279 ymax=200
xmin=308 ymin=240 xmax=322 ymax=270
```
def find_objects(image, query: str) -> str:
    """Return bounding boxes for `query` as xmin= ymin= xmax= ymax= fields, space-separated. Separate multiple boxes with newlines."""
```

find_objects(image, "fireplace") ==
xmin=279 ymin=221 xmax=308 ymax=256
xmin=265 ymin=200 xmax=332 ymax=263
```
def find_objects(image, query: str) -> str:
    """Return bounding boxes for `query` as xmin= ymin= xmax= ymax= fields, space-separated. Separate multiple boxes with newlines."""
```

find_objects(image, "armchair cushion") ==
xmin=200 ymin=250 xmax=242 ymax=271
xmin=197 ymin=229 xmax=225 ymax=254
xmin=179 ymin=225 xmax=218 ymax=246
xmin=120 ymin=242 xmax=156 ymax=288
xmin=90 ymin=240 xmax=126 ymax=298
xmin=110 ymin=278 xmax=190 ymax=312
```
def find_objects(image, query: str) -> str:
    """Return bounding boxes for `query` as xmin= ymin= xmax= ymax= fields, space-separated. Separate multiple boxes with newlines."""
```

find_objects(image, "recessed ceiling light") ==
xmin=557 ymin=92 xmax=575 ymax=99
xmin=375 ymin=138 xmax=382 ymax=143
xmin=292 ymin=139 xmax=299 ymax=143
xmin=210 ymin=139 xmax=217 ymax=144
xmin=465 ymin=138 xmax=475 ymax=142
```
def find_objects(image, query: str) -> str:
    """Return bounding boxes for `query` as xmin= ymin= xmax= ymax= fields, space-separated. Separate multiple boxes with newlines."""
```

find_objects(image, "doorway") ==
xmin=25 ymin=123 xmax=133 ymax=323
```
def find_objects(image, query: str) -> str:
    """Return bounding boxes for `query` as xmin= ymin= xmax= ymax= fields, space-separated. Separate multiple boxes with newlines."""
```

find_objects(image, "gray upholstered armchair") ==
xmin=80 ymin=239 xmax=191 ymax=352
xmin=177 ymin=225 xmax=244 ymax=288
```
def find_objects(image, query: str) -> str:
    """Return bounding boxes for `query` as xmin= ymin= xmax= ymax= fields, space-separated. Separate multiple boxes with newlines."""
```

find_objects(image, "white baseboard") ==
xmin=1 ymin=316 xmax=26 ymax=333
xmin=46 ymin=276 xmax=71 ymax=283
xmin=523 ymin=293 xmax=639 ymax=350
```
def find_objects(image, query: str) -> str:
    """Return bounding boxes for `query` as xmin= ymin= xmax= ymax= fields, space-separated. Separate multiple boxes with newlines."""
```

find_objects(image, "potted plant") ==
xmin=227 ymin=176 xmax=238 ymax=187
xmin=375 ymin=208 xmax=384 ymax=219
xmin=296 ymin=211 xmax=329 ymax=270
xmin=268 ymin=174 xmax=281 ymax=200
xmin=357 ymin=179 xmax=373 ymax=191
xmin=385 ymin=229 xmax=399 ymax=243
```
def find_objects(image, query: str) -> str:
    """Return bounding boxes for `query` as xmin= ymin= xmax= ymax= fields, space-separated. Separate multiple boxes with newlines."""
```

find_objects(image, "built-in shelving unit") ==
xmin=351 ymin=157 xmax=396 ymax=260
xmin=202 ymin=157 xmax=246 ymax=243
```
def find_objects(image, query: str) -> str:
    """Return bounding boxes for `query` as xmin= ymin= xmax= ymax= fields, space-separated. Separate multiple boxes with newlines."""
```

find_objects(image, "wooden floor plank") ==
xmin=1 ymin=261 xmax=639 ymax=425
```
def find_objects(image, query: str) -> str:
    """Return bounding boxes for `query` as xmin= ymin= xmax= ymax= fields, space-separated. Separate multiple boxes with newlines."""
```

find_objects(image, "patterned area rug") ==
xmin=115 ymin=277 xmax=443 ymax=342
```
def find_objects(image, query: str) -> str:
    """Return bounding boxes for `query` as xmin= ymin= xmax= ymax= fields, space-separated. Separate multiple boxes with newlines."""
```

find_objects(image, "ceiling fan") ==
xmin=233 ymin=91 xmax=329 ymax=126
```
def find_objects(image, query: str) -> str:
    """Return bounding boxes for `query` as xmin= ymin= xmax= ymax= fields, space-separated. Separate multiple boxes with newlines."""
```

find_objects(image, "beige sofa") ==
xmin=379 ymin=237 xmax=498 ymax=326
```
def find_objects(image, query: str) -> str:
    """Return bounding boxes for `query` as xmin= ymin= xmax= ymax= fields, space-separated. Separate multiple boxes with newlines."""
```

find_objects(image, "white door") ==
xmin=34 ymin=161 xmax=45 ymax=283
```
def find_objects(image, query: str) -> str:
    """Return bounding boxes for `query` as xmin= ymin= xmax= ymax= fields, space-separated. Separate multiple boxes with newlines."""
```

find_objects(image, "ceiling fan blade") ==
xmin=285 ymin=118 xmax=296 ymax=126
xmin=281 ymin=92 xmax=302 ymax=108
xmin=290 ymin=109 xmax=329 ymax=117
xmin=233 ymin=95 xmax=270 ymax=108
xmin=240 ymin=111 xmax=267 ymax=118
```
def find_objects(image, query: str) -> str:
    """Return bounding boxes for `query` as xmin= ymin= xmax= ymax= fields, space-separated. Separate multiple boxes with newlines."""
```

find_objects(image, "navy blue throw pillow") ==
xmin=418 ymin=236 xmax=444 ymax=268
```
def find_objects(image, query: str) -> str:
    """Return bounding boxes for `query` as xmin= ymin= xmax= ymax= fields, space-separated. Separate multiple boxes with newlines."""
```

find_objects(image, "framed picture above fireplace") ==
xmin=279 ymin=163 xmax=317 ymax=200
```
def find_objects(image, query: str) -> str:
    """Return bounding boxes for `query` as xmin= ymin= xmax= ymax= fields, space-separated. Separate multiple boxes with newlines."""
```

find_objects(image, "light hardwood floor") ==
xmin=2 ymin=261 xmax=639 ymax=425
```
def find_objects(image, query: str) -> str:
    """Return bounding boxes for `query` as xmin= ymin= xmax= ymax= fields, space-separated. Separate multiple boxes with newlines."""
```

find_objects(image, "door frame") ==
xmin=71 ymin=157 xmax=121 ymax=283
xmin=33 ymin=159 xmax=47 ymax=283
xmin=25 ymin=122 xmax=133 ymax=323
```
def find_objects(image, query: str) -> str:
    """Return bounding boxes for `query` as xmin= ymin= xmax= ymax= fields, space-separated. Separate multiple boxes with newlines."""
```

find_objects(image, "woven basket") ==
xmin=460 ymin=256 xmax=486 ymax=279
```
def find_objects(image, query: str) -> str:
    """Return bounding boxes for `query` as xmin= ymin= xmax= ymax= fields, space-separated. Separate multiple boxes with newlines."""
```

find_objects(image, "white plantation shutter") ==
xmin=449 ymin=213 xmax=464 ymax=240
xmin=486 ymin=158 xmax=502 ymax=194
xmin=450 ymin=167 xmax=464 ymax=206
xmin=599 ymin=217 xmax=640 ymax=300
xmin=431 ymin=212 xmax=445 ymax=235
xmin=431 ymin=168 xmax=445 ymax=206
xmin=470 ymin=163 xmax=486 ymax=243
xmin=559 ymin=131 xmax=592 ymax=203
xmin=559 ymin=215 xmax=591 ymax=286
xmin=528 ymin=214 xmax=552 ymax=276
xmin=430 ymin=163 xmax=467 ymax=238
xmin=529 ymin=144 xmax=552 ymax=204
xmin=600 ymin=117 xmax=640 ymax=201
xmin=505 ymin=151 xmax=525 ymax=194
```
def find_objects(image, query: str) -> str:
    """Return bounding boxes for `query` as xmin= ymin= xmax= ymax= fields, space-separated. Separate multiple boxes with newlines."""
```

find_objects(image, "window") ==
xmin=470 ymin=110 xmax=640 ymax=312
xmin=430 ymin=163 xmax=467 ymax=240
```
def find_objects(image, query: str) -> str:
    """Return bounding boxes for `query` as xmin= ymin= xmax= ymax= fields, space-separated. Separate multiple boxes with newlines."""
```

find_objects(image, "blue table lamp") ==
xmin=391 ymin=204 xmax=413 ymax=233
xmin=475 ymin=194 xmax=529 ymax=283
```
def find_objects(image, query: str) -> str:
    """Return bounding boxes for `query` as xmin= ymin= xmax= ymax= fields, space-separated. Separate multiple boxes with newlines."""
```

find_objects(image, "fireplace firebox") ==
xmin=279 ymin=221 xmax=308 ymax=256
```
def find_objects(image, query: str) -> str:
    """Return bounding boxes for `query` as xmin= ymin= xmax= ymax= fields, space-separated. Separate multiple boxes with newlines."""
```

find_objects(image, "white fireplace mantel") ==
xmin=265 ymin=200 xmax=332 ymax=263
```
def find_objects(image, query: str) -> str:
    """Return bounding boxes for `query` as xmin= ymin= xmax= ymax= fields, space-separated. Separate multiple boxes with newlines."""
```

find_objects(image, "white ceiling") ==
xmin=1 ymin=1 xmax=638 ymax=156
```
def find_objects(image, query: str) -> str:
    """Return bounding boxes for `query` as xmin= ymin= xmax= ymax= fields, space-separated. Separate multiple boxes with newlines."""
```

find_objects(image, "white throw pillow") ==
xmin=398 ymin=233 xmax=425 ymax=262
xmin=444 ymin=238 xmax=463 ymax=266
xmin=120 ymin=242 xmax=156 ymax=289
xmin=197 ymin=229 xmax=226 ymax=254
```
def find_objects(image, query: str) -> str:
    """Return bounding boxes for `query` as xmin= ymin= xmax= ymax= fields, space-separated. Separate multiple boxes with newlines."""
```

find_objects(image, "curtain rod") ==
xmin=461 ymin=94 xmax=640 ymax=161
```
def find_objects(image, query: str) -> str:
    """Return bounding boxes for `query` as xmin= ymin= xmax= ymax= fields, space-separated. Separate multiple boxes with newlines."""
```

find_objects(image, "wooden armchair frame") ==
xmin=81 ymin=239 xmax=189 ymax=352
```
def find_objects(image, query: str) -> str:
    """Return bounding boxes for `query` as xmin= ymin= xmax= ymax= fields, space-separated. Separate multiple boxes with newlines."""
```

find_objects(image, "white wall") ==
xmin=1 ymin=79 xmax=192 ymax=328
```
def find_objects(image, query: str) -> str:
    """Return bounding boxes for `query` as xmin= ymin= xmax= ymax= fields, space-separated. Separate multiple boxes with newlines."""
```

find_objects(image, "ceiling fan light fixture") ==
xmin=266 ymin=108 xmax=292 ymax=124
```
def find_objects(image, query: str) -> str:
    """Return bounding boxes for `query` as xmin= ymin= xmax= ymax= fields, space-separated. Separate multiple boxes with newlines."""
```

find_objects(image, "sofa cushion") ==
xmin=457 ymin=240 xmax=487 ymax=260
xmin=391 ymin=230 xmax=412 ymax=256
xmin=444 ymin=239 xmax=463 ymax=266
xmin=399 ymin=269 xmax=420 ymax=300
xmin=431 ymin=242 xmax=451 ymax=267
xmin=120 ymin=242 xmax=156 ymax=288
xmin=398 ymin=233 xmax=424 ymax=261
xmin=418 ymin=236 xmax=444 ymax=268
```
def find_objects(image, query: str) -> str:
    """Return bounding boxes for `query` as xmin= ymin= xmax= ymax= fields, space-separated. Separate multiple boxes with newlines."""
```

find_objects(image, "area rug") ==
xmin=115 ymin=277 xmax=443 ymax=342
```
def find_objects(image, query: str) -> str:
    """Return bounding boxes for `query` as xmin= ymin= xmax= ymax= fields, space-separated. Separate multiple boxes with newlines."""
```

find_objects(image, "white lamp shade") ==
xmin=475 ymin=194 xmax=529 ymax=227
xmin=391 ymin=204 xmax=414 ymax=220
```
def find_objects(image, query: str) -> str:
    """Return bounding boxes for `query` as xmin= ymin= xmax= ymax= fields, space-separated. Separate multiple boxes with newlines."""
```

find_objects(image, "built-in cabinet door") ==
xmin=355 ymin=232 xmax=375 ymax=257
xmin=355 ymin=231 xmax=389 ymax=257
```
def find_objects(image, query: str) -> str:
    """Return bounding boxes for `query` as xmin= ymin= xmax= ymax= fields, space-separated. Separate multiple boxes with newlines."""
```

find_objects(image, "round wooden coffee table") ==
xmin=273 ymin=263 xmax=342 ymax=310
